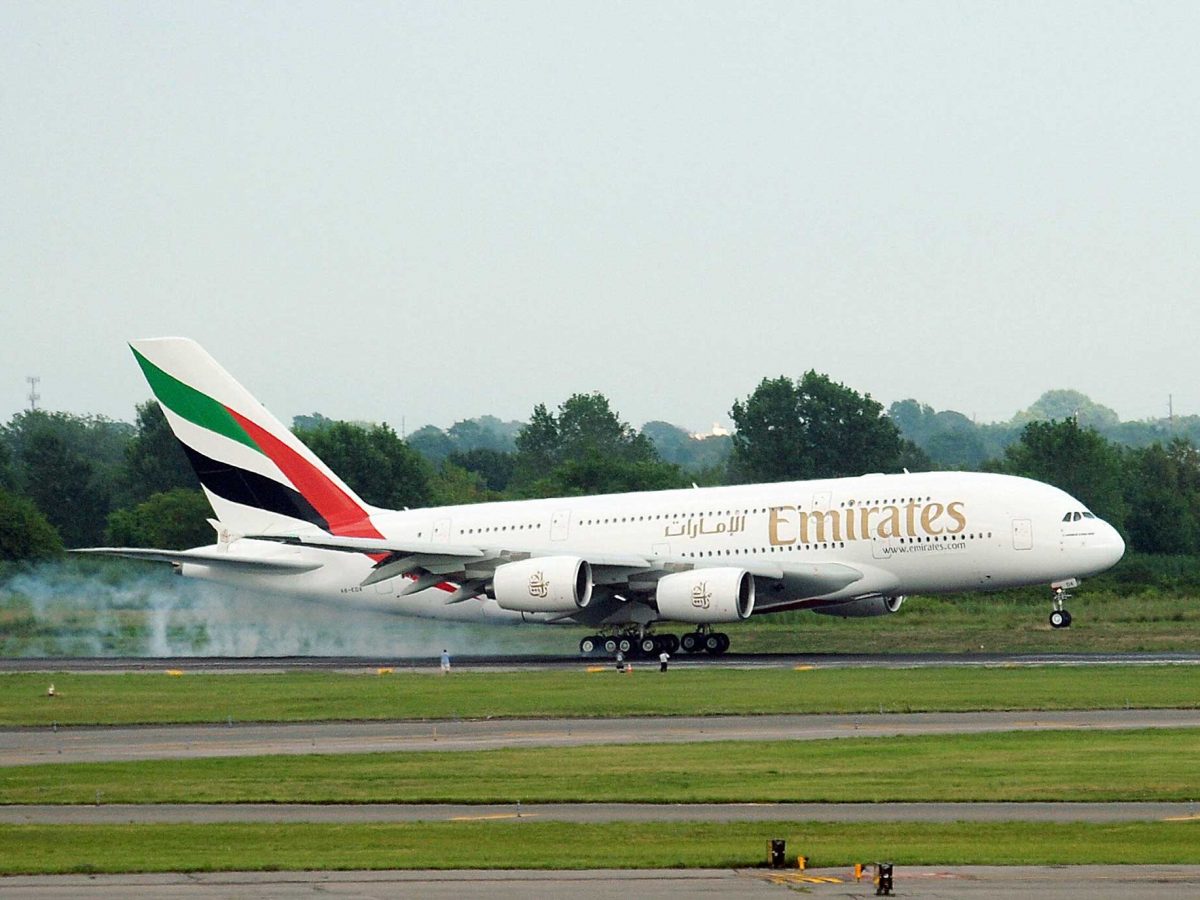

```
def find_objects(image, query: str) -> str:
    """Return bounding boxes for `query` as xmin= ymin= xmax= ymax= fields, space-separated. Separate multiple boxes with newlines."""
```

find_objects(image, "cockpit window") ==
xmin=1082 ymin=512 xmax=1096 ymax=519
xmin=1062 ymin=513 xmax=1073 ymax=522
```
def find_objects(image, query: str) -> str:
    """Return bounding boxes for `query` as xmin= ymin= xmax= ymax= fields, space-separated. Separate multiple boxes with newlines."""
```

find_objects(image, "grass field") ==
xmin=2 ymin=665 xmax=1198 ymax=727
xmin=5 ymin=729 xmax=1198 ymax=805
xmin=1 ymin=821 xmax=1197 ymax=874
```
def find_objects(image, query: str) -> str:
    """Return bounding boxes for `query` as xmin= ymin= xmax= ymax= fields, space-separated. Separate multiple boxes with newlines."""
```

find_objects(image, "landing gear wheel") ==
xmin=1049 ymin=610 xmax=1072 ymax=629
xmin=638 ymin=636 xmax=657 ymax=656
xmin=661 ymin=634 xmax=680 ymax=655
xmin=617 ymin=637 xmax=633 ymax=655
xmin=603 ymin=638 xmax=618 ymax=655
xmin=680 ymin=633 xmax=702 ymax=654
xmin=580 ymin=636 xmax=598 ymax=654
xmin=704 ymin=632 xmax=726 ymax=655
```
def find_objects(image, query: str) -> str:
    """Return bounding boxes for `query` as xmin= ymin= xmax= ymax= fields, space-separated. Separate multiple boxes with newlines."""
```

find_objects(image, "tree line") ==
xmin=2 ymin=372 xmax=1197 ymax=560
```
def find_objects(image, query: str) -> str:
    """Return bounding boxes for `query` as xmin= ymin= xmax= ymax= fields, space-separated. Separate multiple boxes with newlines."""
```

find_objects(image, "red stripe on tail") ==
xmin=227 ymin=408 xmax=384 ymax=540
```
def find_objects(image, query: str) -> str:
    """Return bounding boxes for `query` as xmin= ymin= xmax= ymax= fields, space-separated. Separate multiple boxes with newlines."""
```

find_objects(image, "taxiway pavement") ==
xmin=2 ymin=867 xmax=1198 ymax=899
xmin=2 ymin=801 xmax=1197 ymax=825
xmin=4 ymin=708 xmax=1198 ymax=766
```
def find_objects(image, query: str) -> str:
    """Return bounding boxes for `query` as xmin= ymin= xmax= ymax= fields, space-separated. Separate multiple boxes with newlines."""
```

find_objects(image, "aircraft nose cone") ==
xmin=1099 ymin=521 xmax=1126 ymax=568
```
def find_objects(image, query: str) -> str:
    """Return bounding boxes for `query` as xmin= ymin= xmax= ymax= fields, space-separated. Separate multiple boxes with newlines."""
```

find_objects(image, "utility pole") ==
xmin=25 ymin=376 xmax=40 ymax=412
xmin=1169 ymin=394 xmax=1175 ymax=432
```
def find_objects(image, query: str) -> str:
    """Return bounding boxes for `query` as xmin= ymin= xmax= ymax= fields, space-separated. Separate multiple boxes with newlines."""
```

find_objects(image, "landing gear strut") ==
xmin=1049 ymin=585 xmax=1073 ymax=629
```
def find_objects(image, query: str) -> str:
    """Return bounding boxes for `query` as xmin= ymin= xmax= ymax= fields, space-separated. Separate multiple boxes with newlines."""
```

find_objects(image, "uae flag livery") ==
xmin=131 ymin=340 xmax=382 ymax=540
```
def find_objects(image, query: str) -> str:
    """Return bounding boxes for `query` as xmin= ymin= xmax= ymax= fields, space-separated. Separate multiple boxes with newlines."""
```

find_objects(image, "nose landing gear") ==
xmin=1049 ymin=580 xmax=1077 ymax=628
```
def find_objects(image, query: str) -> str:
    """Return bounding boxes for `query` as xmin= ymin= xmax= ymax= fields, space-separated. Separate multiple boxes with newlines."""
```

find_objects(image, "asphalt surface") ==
xmin=4 ymin=651 xmax=1200 ymax=672
xmin=4 ymin=708 xmax=1198 ymax=766
xmin=3 ymin=801 xmax=1198 ymax=825
xmin=2 ymin=867 xmax=1199 ymax=899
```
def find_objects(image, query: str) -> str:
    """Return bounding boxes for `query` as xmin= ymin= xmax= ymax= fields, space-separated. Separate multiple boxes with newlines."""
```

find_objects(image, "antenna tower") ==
xmin=26 ymin=376 xmax=40 ymax=412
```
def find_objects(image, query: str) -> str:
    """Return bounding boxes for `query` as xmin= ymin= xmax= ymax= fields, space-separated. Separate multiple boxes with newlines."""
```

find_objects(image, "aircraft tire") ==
xmin=680 ymin=633 xmax=701 ymax=654
xmin=715 ymin=632 xmax=730 ymax=654
xmin=662 ymin=634 xmax=680 ymax=655
xmin=617 ymin=637 xmax=633 ymax=655
xmin=638 ymin=636 xmax=657 ymax=656
xmin=580 ymin=636 xmax=598 ymax=655
xmin=1049 ymin=610 xmax=1071 ymax=629
xmin=604 ymin=638 xmax=618 ymax=655
xmin=703 ymin=633 xmax=724 ymax=654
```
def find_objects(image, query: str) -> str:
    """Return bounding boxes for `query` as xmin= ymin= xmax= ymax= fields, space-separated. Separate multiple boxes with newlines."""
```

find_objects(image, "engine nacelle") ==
xmin=490 ymin=556 xmax=593 ymax=613
xmin=812 ymin=595 xmax=906 ymax=618
xmin=655 ymin=567 xmax=755 ymax=624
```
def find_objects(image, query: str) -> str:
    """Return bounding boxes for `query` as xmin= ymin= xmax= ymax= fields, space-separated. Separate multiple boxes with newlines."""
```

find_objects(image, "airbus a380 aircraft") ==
xmin=79 ymin=338 xmax=1126 ymax=658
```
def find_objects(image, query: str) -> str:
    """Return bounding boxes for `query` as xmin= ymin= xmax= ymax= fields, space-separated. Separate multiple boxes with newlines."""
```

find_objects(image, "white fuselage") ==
xmin=180 ymin=470 xmax=1125 ymax=627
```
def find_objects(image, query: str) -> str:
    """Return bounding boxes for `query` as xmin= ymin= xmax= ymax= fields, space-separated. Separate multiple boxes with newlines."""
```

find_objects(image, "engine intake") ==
xmin=490 ymin=556 xmax=593 ymax=613
xmin=655 ymin=567 xmax=755 ymax=624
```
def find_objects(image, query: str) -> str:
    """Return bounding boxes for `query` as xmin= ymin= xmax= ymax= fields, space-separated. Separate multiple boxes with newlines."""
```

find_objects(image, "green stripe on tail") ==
xmin=131 ymin=346 xmax=261 ymax=453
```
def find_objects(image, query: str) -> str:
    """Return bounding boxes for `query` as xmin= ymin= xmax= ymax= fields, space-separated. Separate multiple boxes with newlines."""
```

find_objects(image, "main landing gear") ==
xmin=1049 ymin=583 xmax=1074 ymax=629
xmin=579 ymin=627 xmax=730 ymax=658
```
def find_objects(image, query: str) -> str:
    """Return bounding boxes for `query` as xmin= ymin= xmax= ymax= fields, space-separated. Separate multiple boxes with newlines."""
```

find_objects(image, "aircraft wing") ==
xmin=750 ymin=562 xmax=864 ymax=612
xmin=244 ymin=533 xmax=657 ymax=600
xmin=72 ymin=547 xmax=323 ymax=574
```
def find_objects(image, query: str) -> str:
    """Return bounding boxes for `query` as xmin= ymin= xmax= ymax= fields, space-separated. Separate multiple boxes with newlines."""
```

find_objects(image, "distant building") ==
xmin=691 ymin=422 xmax=731 ymax=440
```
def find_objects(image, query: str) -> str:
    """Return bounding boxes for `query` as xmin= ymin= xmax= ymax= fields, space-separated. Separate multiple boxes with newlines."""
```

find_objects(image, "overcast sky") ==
xmin=3 ymin=2 xmax=1197 ymax=434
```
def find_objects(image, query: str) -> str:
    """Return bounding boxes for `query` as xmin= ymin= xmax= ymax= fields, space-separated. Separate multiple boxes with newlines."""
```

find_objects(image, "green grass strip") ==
xmin=4 ymin=666 xmax=1198 ymax=727
xmin=5 ymin=729 xmax=1199 ymax=805
xmin=1 ymin=821 xmax=1198 ymax=874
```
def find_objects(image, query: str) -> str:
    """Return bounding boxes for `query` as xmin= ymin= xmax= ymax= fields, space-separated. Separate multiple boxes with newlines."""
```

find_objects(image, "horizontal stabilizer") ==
xmin=71 ymin=547 xmax=323 ymax=574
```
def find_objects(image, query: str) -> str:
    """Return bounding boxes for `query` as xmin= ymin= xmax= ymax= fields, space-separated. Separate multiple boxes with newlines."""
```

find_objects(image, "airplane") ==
xmin=77 ymin=338 xmax=1126 ymax=658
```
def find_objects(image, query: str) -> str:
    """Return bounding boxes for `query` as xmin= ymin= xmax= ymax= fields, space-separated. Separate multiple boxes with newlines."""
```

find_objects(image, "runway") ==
xmin=5 ymin=708 xmax=1199 ymax=766
xmin=3 ymin=801 xmax=1198 ymax=825
xmin=3 ymin=650 xmax=1200 ymax=673
xmin=2 ymin=867 xmax=1199 ymax=899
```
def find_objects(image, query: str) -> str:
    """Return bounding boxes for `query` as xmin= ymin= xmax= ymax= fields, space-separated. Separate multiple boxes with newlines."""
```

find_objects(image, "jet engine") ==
xmin=490 ymin=556 xmax=593 ymax=613
xmin=655 ymin=567 xmax=755 ymax=624
xmin=811 ymin=595 xmax=906 ymax=618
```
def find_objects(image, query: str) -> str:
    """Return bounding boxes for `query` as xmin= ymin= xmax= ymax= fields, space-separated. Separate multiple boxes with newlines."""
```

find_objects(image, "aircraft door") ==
xmin=1012 ymin=518 xmax=1033 ymax=550
xmin=551 ymin=510 xmax=571 ymax=542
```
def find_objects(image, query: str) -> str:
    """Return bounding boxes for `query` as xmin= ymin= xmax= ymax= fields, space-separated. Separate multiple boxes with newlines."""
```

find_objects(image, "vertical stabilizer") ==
xmin=130 ymin=337 xmax=381 ymax=538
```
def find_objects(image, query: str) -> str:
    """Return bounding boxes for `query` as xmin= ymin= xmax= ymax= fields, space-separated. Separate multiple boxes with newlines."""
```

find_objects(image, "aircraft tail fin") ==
xmin=129 ymin=337 xmax=382 ymax=539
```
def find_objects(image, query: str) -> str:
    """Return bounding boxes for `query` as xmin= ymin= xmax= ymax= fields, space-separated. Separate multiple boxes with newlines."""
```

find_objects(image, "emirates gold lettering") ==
xmin=945 ymin=501 xmax=967 ymax=534
xmin=799 ymin=509 xmax=841 ymax=543
xmin=769 ymin=506 xmax=797 ymax=546
xmin=677 ymin=496 xmax=968 ymax=548
xmin=877 ymin=505 xmax=902 ymax=539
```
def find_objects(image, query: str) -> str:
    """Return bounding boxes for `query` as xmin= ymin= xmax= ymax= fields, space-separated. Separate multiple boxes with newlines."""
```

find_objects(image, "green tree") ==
xmin=106 ymin=488 xmax=214 ymax=549
xmin=1123 ymin=440 xmax=1200 ymax=554
xmin=1017 ymin=389 xmax=1120 ymax=430
xmin=294 ymin=420 xmax=431 ymax=509
xmin=405 ymin=425 xmax=455 ymax=464
xmin=996 ymin=419 xmax=1127 ymax=528
xmin=1 ymin=410 xmax=132 ymax=546
xmin=118 ymin=400 xmax=196 ymax=505
xmin=0 ymin=487 xmax=63 ymax=560
xmin=446 ymin=448 xmax=515 ymax=493
xmin=730 ymin=372 xmax=903 ymax=482
xmin=512 ymin=393 xmax=673 ymax=496
xmin=428 ymin=461 xmax=495 ymax=506
xmin=447 ymin=416 xmax=521 ymax=453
